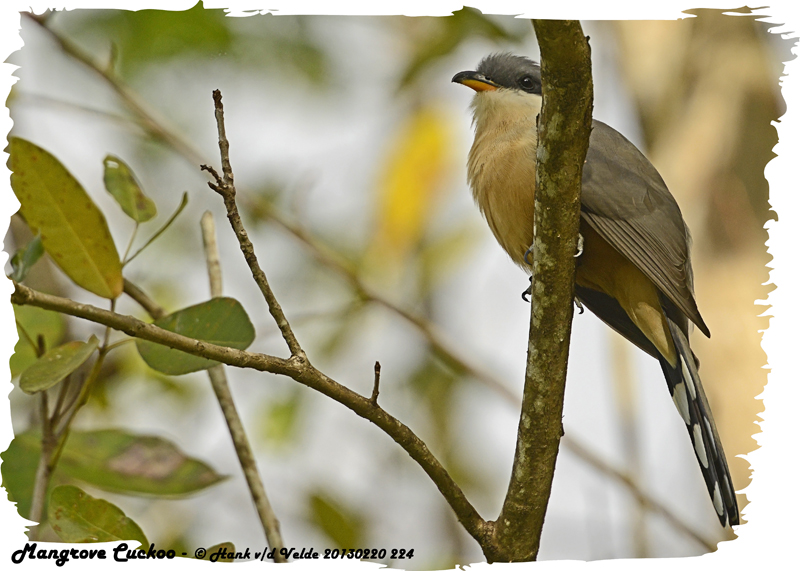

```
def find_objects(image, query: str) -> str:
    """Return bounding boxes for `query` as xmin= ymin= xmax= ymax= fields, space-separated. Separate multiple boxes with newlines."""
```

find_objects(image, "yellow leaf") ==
xmin=9 ymin=138 xmax=123 ymax=298
xmin=372 ymin=106 xmax=454 ymax=263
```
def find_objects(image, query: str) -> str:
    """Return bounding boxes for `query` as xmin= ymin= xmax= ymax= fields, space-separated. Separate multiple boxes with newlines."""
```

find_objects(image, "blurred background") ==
xmin=4 ymin=5 xmax=792 ymax=566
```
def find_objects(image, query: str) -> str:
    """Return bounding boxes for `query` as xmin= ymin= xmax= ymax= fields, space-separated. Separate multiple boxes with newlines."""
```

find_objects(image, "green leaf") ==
xmin=61 ymin=430 xmax=226 ymax=496
xmin=10 ymin=304 xmax=66 ymax=378
xmin=308 ymin=492 xmax=365 ymax=550
xmin=69 ymin=4 xmax=234 ymax=78
xmin=19 ymin=336 xmax=100 ymax=395
xmin=8 ymin=137 xmax=123 ymax=299
xmin=48 ymin=485 xmax=148 ymax=545
xmin=135 ymin=297 xmax=255 ymax=376
xmin=103 ymin=155 xmax=157 ymax=223
xmin=1 ymin=430 xmax=225 ymax=514
xmin=1 ymin=432 xmax=52 ymax=519
xmin=9 ymin=234 xmax=44 ymax=282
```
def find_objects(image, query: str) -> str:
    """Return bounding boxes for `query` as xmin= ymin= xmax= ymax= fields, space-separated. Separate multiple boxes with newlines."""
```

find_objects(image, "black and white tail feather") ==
xmin=661 ymin=319 xmax=739 ymax=527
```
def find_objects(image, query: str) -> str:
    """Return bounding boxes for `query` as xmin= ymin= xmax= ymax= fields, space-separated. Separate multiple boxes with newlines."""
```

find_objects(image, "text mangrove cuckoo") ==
xmin=453 ymin=53 xmax=738 ymax=527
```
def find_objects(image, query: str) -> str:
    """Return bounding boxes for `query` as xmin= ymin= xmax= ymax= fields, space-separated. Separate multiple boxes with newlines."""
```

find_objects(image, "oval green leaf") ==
xmin=1 ymin=430 xmax=224 ymax=519
xmin=10 ymin=304 xmax=66 ymax=378
xmin=103 ymin=155 xmax=157 ymax=223
xmin=9 ymin=137 xmax=123 ymax=298
xmin=135 ymin=297 xmax=255 ymax=375
xmin=19 ymin=336 xmax=100 ymax=395
xmin=58 ymin=429 xmax=226 ymax=496
xmin=48 ymin=485 xmax=148 ymax=545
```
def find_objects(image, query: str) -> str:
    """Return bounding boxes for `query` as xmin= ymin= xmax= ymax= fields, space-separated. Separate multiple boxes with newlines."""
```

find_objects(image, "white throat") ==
xmin=470 ymin=89 xmax=542 ymax=134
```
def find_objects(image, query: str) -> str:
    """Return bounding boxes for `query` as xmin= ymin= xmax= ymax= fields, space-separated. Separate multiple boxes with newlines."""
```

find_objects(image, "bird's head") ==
xmin=452 ymin=53 xmax=543 ymax=129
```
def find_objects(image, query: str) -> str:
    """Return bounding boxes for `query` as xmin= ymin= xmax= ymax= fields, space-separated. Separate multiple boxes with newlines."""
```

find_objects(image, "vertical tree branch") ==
xmin=491 ymin=21 xmax=593 ymax=562
xmin=200 ymin=212 xmax=287 ymax=562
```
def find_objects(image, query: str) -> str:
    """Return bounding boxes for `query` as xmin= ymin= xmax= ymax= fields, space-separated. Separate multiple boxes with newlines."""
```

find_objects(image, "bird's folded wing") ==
xmin=580 ymin=120 xmax=710 ymax=337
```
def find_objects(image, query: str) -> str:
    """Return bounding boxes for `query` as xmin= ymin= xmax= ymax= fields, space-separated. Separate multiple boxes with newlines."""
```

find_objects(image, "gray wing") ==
xmin=580 ymin=120 xmax=709 ymax=337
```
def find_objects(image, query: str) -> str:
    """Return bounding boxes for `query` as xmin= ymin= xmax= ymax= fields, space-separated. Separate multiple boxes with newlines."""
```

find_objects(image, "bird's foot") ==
xmin=574 ymin=232 xmax=584 ymax=258
xmin=522 ymin=277 xmax=532 ymax=303
xmin=574 ymin=296 xmax=584 ymax=314
xmin=524 ymin=244 xmax=534 ymax=266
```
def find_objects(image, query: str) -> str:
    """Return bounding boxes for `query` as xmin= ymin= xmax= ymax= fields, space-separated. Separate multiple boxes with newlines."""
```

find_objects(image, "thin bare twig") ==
xmin=28 ymin=392 xmax=52 ymax=538
xmin=124 ymin=192 xmax=189 ymax=267
xmin=200 ymin=212 xmax=287 ymax=561
xmin=371 ymin=361 xmax=381 ymax=405
xmin=123 ymin=279 xmax=166 ymax=319
xmin=201 ymin=91 xmax=304 ymax=359
xmin=200 ymin=212 xmax=223 ymax=298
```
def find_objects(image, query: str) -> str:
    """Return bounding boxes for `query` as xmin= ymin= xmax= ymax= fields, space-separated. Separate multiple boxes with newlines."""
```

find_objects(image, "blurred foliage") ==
xmin=369 ymin=105 xmax=453 ymax=267
xmin=48 ymin=485 xmax=149 ymax=545
xmin=258 ymin=388 xmax=304 ymax=449
xmin=57 ymin=2 xmax=330 ymax=85
xmin=308 ymin=491 xmax=365 ymax=550
xmin=314 ymin=301 xmax=368 ymax=360
xmin=407 ymin=355 xmax=480 ymax=493
xmin=398 ymin=7 xmax=530 ymax=89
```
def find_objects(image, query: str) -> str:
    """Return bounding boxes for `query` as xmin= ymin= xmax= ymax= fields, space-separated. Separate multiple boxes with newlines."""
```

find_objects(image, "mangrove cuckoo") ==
xmin=453 ymin=53 xmax=738 ymax=527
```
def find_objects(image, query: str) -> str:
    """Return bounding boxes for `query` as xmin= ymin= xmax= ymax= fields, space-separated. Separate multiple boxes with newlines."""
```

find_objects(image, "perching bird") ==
xmin=453 ymin=53 xmax=739 ymax=527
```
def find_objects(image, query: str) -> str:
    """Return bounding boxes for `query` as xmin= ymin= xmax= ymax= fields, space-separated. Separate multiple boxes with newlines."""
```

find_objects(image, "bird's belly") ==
xmin=468 ymin=132 xmax=537 ymax=266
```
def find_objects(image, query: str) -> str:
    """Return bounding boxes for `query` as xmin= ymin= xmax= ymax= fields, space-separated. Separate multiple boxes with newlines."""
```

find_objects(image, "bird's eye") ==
xmin=519 ymin=76 xmax=535 ymax=90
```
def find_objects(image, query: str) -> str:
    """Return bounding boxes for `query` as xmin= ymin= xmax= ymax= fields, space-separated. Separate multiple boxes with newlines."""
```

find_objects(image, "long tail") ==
xmin=660 ymin=319 xmax=739 ymax=527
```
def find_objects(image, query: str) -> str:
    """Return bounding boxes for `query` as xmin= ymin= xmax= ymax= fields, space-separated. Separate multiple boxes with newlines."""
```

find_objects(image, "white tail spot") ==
xmin=681 ymin=355 xmax=697 ymax=399
xmin=713 ymin=483 xmax=724 ymax=516
xmin=672 ymin=382 xmax=691 ymax=425
xmin=693 ymin=423 xmax=709 ymax=468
